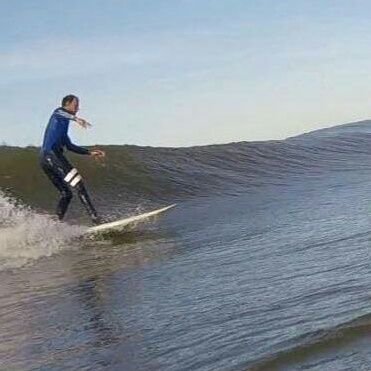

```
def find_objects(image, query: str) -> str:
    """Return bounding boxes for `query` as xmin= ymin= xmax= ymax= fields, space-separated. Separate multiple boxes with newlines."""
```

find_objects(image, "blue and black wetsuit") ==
xmin=40 ymin=107 xmax=99 ymax=223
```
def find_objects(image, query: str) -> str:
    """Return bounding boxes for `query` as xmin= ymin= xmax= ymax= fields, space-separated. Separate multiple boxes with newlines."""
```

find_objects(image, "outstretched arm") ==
xmin=65 ymin=135 xmax=90 ymax=155
xmin=65 ymin=135 xmax=106 ymax=159
xmin=54 ymin=108 xmax=91 ymax=129
xmin=74 ymin=117 xmax=92 ymax=129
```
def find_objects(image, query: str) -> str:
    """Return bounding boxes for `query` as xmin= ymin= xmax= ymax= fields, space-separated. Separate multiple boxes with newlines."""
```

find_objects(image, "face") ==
xmin=64 ymin=98 xmax=79 ymax=115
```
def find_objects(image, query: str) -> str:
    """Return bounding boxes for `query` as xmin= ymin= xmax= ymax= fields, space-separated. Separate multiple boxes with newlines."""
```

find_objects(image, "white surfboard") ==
xmin=86 ymin=204 xmax=176 ymax=234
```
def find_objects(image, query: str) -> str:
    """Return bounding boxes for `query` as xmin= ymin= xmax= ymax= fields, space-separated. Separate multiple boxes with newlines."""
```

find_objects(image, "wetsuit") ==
xmin=40 ymin=107 xmax=99 ymax=223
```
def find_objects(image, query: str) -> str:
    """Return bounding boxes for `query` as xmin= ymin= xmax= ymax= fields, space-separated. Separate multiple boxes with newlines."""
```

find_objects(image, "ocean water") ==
xmin=2 ymin=121 xmax=371 ymax=370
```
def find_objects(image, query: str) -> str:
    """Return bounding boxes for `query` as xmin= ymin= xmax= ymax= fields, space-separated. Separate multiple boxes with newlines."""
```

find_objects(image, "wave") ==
xmin=1 ymin=119 xmax=371 ymax=216
xmin=249 ymin=311 xmax=371 ymax=370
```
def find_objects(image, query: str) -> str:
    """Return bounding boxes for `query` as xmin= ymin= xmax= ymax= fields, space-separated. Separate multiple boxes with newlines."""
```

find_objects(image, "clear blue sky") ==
xmin=1 ymin=0 xmax=371 ymax=147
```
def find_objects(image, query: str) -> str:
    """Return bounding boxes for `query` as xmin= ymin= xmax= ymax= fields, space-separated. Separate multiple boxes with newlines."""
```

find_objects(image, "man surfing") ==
xmin=40 ymin=95 xmax=105 ymax=224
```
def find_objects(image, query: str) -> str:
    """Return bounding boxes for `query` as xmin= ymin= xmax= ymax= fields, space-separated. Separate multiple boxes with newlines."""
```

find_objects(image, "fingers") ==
xmin=81 ymin=120 xmax=91 ymax=129
xmin=90 ymin=149 xmax=106 ymax=158
xmin=75 ymin=118 xmax=92 ymax=129
xmin=91 ymin=150 xmax=106 ymax=166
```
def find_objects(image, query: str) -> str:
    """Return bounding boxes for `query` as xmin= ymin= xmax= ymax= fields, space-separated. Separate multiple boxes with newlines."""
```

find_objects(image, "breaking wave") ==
xmin=0 ymin=192 xmax=83 ymax=269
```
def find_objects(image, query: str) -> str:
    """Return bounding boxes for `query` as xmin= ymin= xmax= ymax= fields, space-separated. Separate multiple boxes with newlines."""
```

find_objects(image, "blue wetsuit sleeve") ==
xmin=54 ymin=108 xmax=76 ymax=121
xmin=65 ymin=135 xmax=90 ymax=155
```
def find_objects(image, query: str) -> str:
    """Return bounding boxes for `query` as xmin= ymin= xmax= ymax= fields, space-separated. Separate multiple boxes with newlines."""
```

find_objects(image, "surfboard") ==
xmin=86 ymin=204 xmax=176 ymax=234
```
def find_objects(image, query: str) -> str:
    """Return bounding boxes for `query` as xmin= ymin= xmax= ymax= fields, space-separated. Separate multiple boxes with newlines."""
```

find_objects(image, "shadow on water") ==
xmin=85 ymin=228 xmax=177 ymax=246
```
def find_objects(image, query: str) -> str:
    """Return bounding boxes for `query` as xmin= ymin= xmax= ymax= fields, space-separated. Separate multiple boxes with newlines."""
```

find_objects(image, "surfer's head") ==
xmin=62 ymin=95 xmax=79 ymax=115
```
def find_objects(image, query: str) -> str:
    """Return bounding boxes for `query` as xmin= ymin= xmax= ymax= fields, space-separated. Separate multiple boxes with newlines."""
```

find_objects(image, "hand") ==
xmin=90 ymin=149 xmax=106 ymax=159
xmin=75 ymin=117 xmax=92 ymax=129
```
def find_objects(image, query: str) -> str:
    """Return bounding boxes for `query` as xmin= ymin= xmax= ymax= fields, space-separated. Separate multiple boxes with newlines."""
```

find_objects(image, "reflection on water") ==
xmin=2 ymin=174 xmax=371 ymax=370
xmin=0 ymin=225 xmax=179 ymax=370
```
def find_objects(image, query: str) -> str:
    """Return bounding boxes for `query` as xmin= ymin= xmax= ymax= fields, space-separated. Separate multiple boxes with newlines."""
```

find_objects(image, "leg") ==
xmin=40 ymin=155 xmax=73 ymax=220
xmin=58 ymin=154 xmax=101 ymax=224
xmin=57 ymin=188 xmax=73 ymax=220
xmin=75 ymin=181 xmax=101 ymax=224
xmin=41 ymin=152 xmax=101 ymax=224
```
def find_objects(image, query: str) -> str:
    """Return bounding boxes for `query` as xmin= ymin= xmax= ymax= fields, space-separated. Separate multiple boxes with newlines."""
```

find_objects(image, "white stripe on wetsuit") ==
xmin=70 ymin=175 xmax=82 ymax=187
xmin=64 ymin=168 xmax=78 ymax=183
xmin=64 ymin=168 xmax=82 ymax=187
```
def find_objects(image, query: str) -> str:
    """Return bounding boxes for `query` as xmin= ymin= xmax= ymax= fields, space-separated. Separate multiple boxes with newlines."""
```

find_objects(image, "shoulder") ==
xmin=53 ymin=107 xmax=75 ymax=120
xmin=48 ymin=109 xmax=68 ymax=132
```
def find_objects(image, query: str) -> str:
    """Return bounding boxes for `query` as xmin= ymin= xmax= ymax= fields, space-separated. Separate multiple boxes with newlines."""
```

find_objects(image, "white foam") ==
xmin=0 ymin=192 xmax=84 ymax=270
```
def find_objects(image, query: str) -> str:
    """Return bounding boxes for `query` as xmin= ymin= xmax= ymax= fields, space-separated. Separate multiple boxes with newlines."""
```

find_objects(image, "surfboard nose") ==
xmin=86 ymin=204 xmax=176 ymax=234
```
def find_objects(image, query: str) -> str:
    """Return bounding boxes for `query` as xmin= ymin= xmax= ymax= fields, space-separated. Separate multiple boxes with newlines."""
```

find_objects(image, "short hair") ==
xmin=61 ymin=94 xmax=79 ymax=107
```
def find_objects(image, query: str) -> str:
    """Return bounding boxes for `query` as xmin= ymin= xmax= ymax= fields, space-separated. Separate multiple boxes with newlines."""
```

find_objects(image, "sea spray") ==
xmin=0 ymin=191 xmax=84 ymax=269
